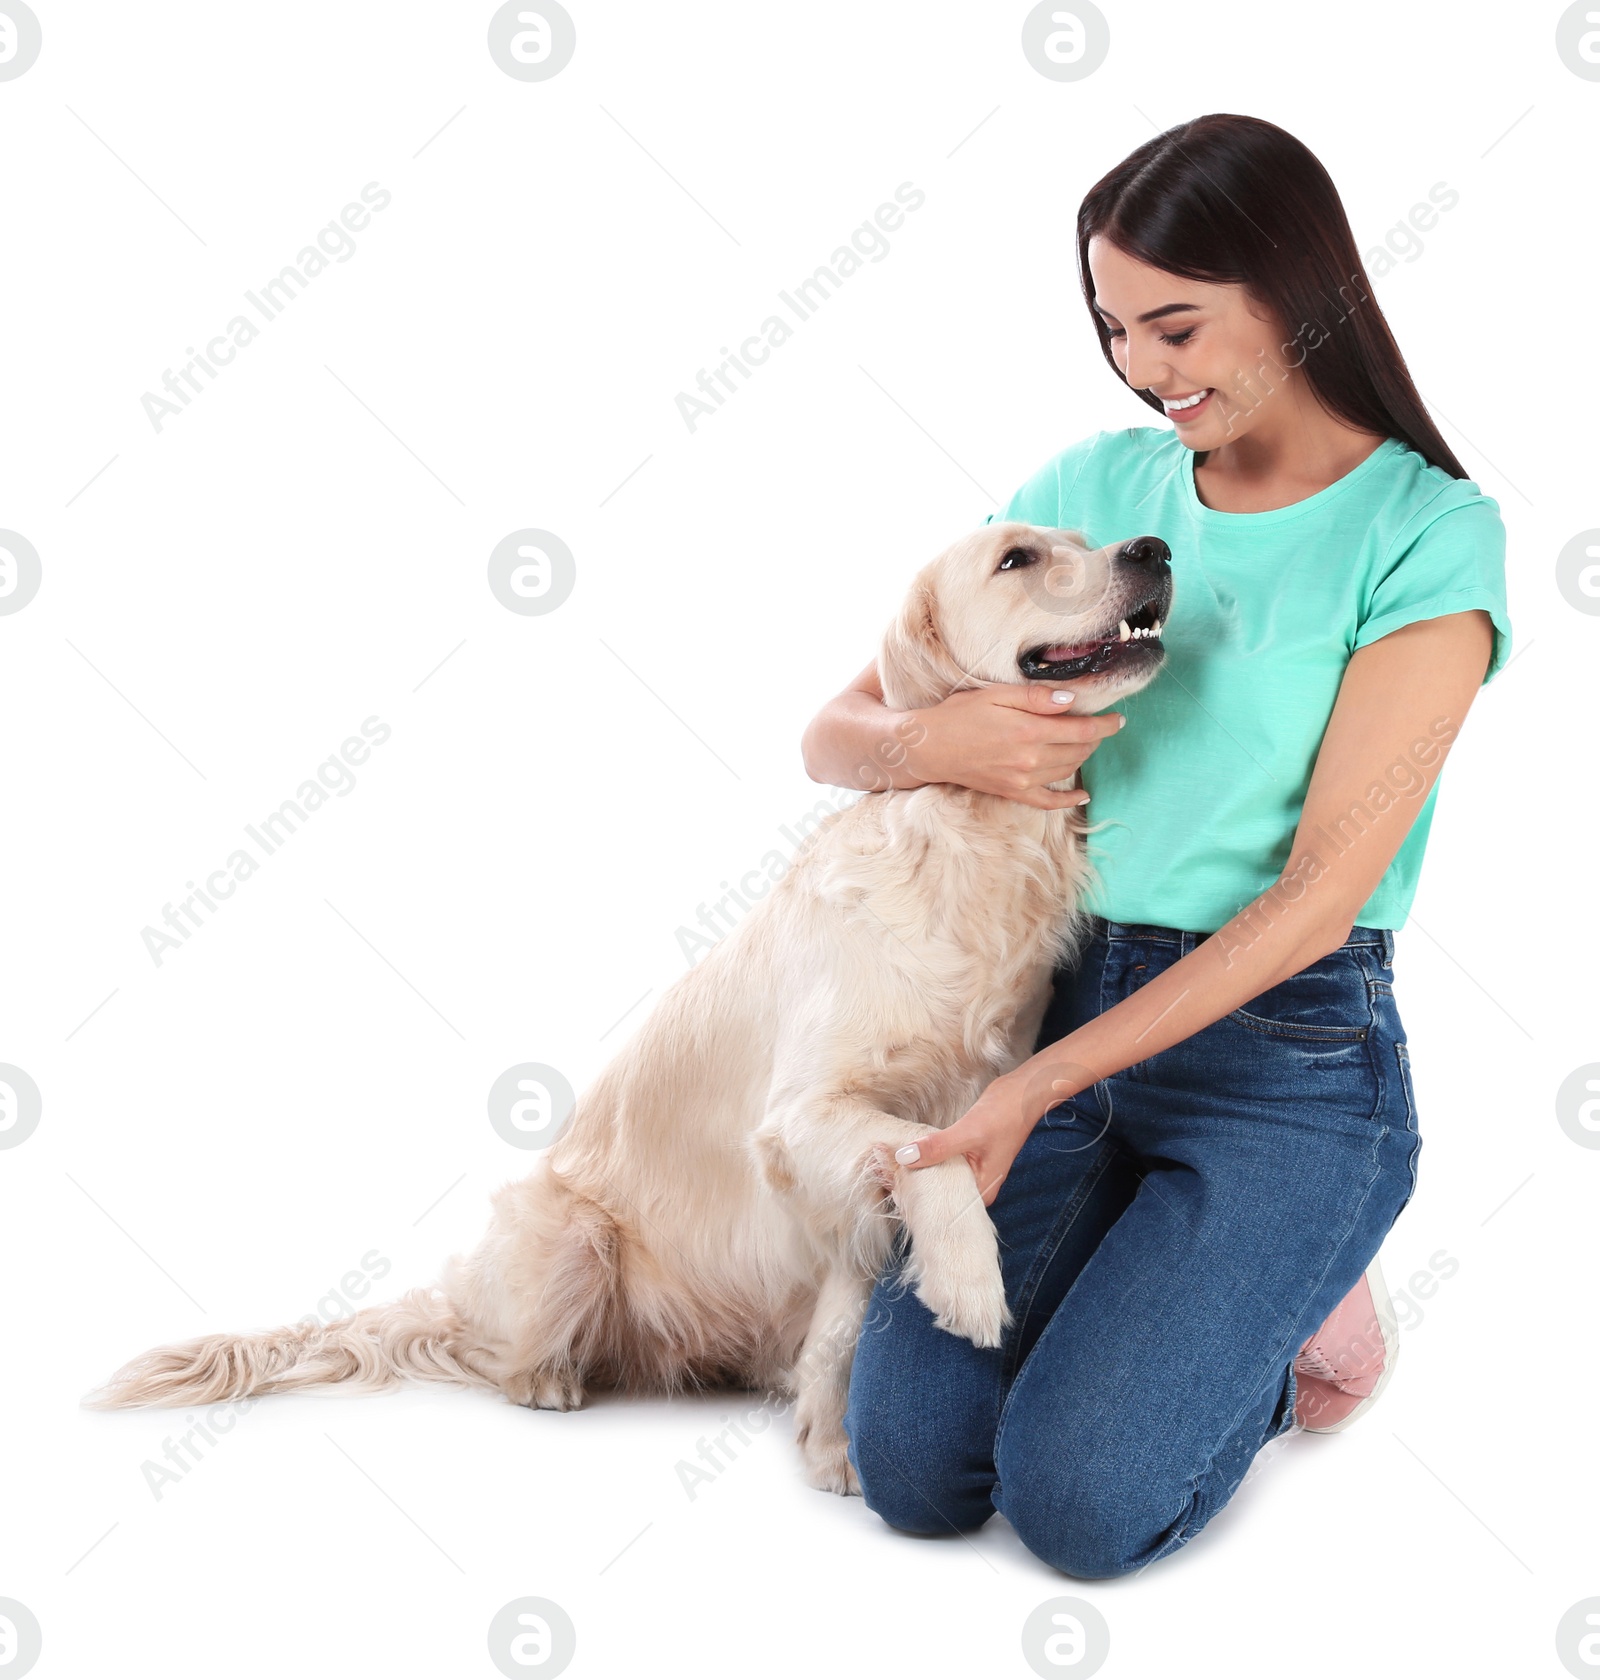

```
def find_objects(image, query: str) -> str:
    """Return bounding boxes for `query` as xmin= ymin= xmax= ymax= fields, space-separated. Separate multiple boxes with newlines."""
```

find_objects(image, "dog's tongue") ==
xmin=1040 ymin=640 xmax=1104 ymax=661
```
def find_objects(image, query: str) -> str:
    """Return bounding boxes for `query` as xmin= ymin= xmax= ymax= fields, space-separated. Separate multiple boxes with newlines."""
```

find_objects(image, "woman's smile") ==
xmin=1157 ymin=387 xmax=1215 ymax=422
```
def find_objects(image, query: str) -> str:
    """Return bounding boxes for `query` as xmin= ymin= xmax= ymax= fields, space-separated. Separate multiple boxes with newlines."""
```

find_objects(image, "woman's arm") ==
xmin=900 ymin=608 xmax=1497 ymax=1203
xmin=800 ymin=659 xmax=1124 ymax=809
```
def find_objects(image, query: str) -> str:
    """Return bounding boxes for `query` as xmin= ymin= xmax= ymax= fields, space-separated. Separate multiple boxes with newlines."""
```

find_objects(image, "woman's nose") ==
xmin=1108 ymin=329 xmax=1175 ymax=408
xmin=1119 ymin=338 xmax=1158 ymax=392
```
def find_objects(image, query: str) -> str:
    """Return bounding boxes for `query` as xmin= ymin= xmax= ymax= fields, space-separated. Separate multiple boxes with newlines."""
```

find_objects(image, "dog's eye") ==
xmin=997 ymin=548 xmax=1036 ymax=571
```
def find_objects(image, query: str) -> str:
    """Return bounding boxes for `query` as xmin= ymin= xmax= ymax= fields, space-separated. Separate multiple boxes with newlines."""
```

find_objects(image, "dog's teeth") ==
xmin=1118 ymin=619 xmax=1131 ymax=642
xmin=1152 ymin=619 xmax=1163 ymax=636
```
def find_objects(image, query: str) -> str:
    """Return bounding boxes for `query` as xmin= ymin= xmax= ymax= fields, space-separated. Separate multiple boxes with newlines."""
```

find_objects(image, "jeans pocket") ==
xmin=1226 ymin=950 xmax=1371 ymax=1042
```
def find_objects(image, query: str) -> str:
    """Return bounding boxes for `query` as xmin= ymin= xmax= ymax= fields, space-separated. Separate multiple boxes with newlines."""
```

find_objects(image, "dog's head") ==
xmin=879 ymin=522 xmax=1173 ymax=713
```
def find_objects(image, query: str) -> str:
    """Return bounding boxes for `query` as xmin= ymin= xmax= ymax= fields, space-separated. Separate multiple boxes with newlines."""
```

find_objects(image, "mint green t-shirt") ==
xmin=989 ymin=427 xmax=1513 ymax=932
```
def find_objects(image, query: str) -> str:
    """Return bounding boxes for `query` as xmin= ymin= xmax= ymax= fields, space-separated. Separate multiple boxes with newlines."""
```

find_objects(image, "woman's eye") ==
xmin=1103 ymin=325 xmax=1197 ymax=347
xmin=998 ymin=548 xmax=1035 ymax=571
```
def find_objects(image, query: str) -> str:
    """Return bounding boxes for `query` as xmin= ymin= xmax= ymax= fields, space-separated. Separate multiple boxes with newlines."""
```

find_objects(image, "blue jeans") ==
xmin=843 ymin=915 xmax=1419 ymax=1578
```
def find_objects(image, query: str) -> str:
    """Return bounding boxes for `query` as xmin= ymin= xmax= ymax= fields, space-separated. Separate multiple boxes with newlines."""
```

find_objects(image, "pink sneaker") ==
xmin=1292 ymin=1256 xmax=1400 ymax=1433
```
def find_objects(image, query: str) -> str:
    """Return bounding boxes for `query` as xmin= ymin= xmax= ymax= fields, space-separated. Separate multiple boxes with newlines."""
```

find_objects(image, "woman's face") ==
xmin=1086 ymin=236 xmax=1299 ymax=448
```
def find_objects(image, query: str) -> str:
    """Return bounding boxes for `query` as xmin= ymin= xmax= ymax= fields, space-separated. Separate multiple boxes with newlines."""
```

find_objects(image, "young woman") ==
xmin=800 ymin=113 xmax=1512 ymax=1578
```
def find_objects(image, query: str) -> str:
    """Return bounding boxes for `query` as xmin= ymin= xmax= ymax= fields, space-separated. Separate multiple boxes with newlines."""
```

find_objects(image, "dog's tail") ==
xmin=82 ymin=1287 xmax=499 ymax=1410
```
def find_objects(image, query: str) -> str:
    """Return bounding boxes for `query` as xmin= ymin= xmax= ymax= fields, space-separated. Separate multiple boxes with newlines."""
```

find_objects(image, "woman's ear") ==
xmin=878 ymin=567 xmax=966 ymax=712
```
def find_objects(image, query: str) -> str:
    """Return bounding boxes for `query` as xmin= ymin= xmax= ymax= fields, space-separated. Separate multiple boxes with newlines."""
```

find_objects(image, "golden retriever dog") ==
xmin=88 ymin=522 xmax=1173 ymax=1495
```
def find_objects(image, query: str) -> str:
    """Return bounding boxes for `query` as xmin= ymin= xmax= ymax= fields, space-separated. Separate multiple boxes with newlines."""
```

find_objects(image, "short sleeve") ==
xmin=1353 ymin=494 xmax=1513 ymax=685
xmin=985 ymin=431 xmax=1106 ymax=529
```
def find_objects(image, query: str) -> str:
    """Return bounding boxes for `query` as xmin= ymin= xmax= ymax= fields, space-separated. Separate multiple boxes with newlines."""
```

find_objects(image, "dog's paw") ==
xmin=912 ymin=1257 xmax=1010 ymax=1349
xmin=796 ymin=1396 xmax=862 ymax=1496
xmin=800 ymin=1428 xmax=862 ymax=1496
xmin=504 ymin=1364 xmax=587 ymax=1411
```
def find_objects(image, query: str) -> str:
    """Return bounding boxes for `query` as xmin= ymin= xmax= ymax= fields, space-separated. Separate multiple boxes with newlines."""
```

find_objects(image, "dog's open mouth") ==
xmin=1019 ymin=595 xmax=1168 ymax=681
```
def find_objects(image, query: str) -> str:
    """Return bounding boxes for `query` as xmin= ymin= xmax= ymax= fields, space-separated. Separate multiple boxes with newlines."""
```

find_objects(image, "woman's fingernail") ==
xmin=894 ymin=1143 xmax=921 ymax=1164
xmin=1117 ymin=715 xmax=1127 ymax=729
xmin=1077 ymin=792 xmax=1091 ymax=803
xmin=1052 ymin=690 xmax=1074 ymax=705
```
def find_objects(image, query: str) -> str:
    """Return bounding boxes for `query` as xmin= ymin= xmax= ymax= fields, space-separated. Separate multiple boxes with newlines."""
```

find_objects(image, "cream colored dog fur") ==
xmin=89 ymin=521 xmax=1172 ymax=1496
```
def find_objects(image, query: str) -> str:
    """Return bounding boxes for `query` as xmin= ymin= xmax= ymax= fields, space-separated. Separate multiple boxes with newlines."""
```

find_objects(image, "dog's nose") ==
xmin=1120 ymin=536 xmax=1171 ymax=569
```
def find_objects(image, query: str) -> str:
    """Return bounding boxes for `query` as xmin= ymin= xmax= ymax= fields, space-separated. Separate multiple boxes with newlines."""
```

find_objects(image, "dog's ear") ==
xmin=878 ymin=568 xmax=967 ymax=712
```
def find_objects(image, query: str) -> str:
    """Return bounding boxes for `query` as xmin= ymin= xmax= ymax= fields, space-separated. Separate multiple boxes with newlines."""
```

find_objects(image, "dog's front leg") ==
xmin=871 ymin=1133 xmax=1014 ymax=1351
xmin=755 ymin=1099 xmax=1011 ymax=1353
xmin=790 ymin=1266 xmax=873 ymax=1496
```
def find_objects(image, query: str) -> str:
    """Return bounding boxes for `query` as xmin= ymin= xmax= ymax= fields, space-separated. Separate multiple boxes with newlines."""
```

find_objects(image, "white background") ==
xmin=2 ymin=2 xmax=1595 ymax=1677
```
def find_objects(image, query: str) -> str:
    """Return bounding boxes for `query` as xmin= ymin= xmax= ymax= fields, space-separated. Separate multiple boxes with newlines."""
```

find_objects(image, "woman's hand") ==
xmin=902 ymin=685 xmax=1125 ymax=810
xmin=894 ymin=1061 xmax=1089 ymax=1206
xmin=799 ymin=660 xmax=1124 ymax=806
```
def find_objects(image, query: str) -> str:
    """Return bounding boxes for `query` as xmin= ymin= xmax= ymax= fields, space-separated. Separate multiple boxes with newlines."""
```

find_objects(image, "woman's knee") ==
xmin=844 ymin=1387 xmax=995 ymax=1535
xmin=844 ymin=1293 xmax=1001 ymax=1534
xmin=994 ymin=1422 xmax=1187 ymax=1578
xmin=847 ymin=1435 xmax=992 ymax=1535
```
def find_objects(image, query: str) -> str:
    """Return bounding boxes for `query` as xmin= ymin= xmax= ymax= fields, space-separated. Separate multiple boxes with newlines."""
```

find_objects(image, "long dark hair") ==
xmin=1077 ymin=113 xmax=1469 ymax=479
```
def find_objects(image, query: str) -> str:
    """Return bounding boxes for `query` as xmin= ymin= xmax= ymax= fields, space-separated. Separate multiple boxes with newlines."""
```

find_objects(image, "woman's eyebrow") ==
xmin=1092 ymin=300 xmax=1202 ymax=324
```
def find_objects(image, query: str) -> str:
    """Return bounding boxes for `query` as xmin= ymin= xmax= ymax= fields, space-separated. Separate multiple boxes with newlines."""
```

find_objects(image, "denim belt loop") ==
xmin=1381 ymin=926 xmax=1395 ymax=967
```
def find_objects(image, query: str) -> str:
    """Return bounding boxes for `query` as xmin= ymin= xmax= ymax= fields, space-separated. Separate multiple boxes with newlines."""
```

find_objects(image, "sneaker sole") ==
xmin=1301 ymin=1253 xmax=1401 ymax=1434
